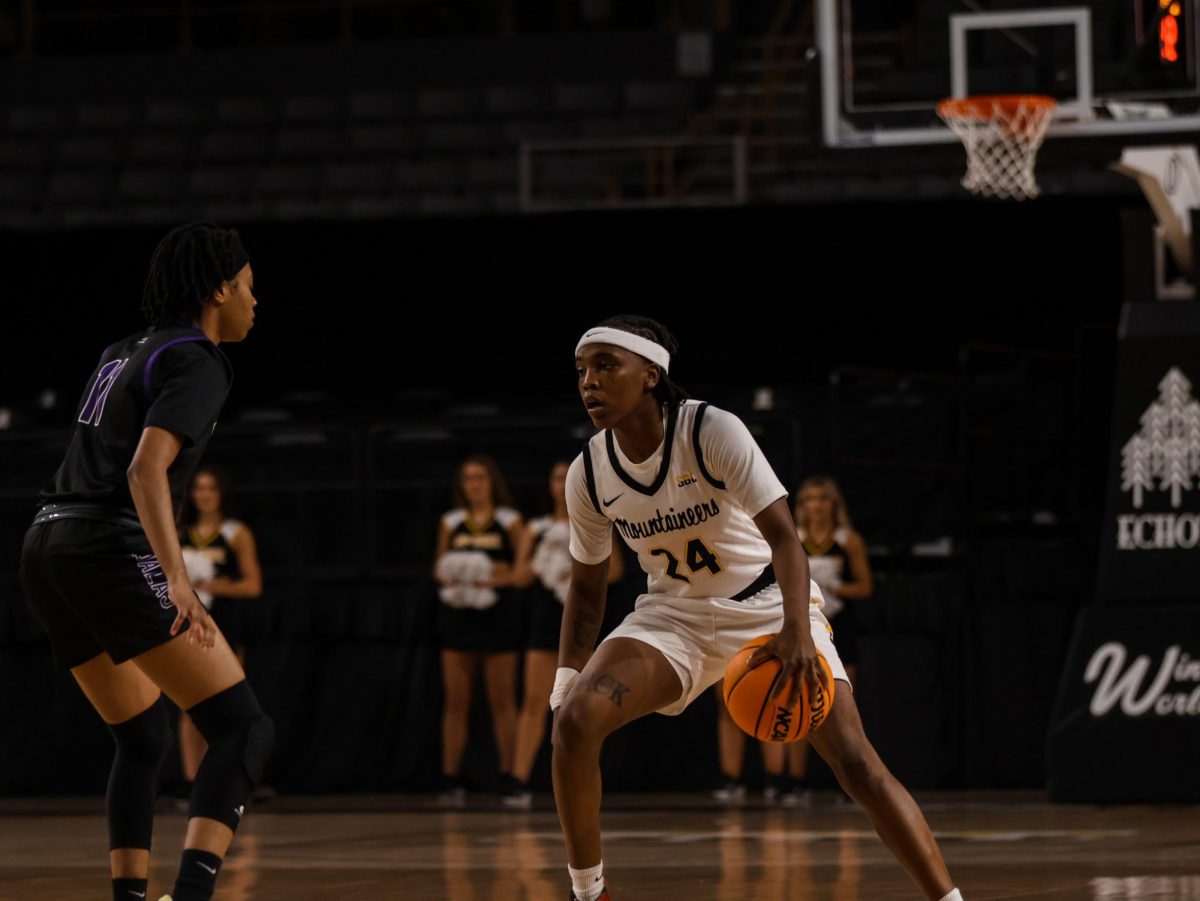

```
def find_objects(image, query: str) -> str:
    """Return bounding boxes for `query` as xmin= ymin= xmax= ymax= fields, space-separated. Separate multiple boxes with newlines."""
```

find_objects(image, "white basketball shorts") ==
xmin=601 ymin=583 xmax=849 ymax=716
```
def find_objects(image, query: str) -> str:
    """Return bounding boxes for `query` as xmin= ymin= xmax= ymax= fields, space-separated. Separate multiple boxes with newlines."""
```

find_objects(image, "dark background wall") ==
xmin=8 ymin=197 xmax=1125 ymax=405
xmin=1 ymin=196 xmax=1126 ymax=795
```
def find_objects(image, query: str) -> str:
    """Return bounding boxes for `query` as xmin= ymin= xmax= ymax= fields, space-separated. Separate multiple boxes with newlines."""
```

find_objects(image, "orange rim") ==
xmin=937 ymin=94 xmax=1056 ymax=120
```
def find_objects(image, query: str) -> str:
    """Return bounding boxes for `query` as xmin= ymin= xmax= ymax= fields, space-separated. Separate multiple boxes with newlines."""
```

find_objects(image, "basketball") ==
xmin=723 ymin=634 xmax=835 ymax=743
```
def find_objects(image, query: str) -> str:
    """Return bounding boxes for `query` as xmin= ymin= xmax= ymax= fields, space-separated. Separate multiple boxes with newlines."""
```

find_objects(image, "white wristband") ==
xmin=550 ymin=667 xmax=580 ymax=711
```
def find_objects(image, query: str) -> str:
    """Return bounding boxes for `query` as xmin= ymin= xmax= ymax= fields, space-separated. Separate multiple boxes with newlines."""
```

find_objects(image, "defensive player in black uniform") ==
xmin=19 ymin=222 xmax=272 ymax=901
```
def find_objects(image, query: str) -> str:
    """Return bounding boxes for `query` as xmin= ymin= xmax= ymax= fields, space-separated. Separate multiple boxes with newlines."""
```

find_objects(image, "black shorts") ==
xmin=526 ymin=585 xmax=563 ymax=652
xmin=20 ymin=517 xmax=188 ymax=670
xmin=437 ymin=588 xmax=522 ymax=653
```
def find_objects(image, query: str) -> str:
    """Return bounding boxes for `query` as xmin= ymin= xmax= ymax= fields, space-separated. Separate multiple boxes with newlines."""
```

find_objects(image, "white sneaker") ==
xmin=436 ymin=776 xmax=466 ymax=808
xmin=712 ymin=781 xmax=747 ymax=804
xmin=500 ymin=788 xmax=532 ymax=810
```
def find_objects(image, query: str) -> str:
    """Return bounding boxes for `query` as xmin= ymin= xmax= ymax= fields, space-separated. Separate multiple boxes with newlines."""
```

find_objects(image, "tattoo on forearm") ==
xmin=572 ymin=610 xmax=600 ymax=648
xmin=586 ymin=673 xmax=630 ymax=707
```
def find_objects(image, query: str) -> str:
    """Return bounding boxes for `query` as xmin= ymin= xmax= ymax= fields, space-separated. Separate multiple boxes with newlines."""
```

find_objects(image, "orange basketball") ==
xmin=723 ymin=634 xmax=835 ymax=743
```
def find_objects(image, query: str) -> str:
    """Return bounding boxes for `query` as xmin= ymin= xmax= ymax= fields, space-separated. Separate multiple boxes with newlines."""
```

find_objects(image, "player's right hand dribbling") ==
xmin=168 ymin=577 xmax=216 ymax=649
xmin=750 ymin=625 xmax=830 ymax=708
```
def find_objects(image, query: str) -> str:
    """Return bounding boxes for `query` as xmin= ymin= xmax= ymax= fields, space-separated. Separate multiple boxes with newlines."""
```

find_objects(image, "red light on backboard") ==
xmin=1160 ymin=13 xmax=1180 ymax=63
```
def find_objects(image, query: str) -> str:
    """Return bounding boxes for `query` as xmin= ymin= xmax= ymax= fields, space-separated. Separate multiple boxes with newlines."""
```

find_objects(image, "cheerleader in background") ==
xmin=178 ymin=466 xmax=263 ymax=795
xmin=433 ymin=454 xmax=528 ymax=805
xmin=503 ymin=462 xmax=622 ymax=808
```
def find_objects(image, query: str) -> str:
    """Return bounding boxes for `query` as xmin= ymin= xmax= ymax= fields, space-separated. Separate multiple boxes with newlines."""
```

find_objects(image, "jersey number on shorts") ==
xmin=78 ymin=358 xmax=129 ymax=426
xmin=650 ymin=537 xmax=722 ymax=583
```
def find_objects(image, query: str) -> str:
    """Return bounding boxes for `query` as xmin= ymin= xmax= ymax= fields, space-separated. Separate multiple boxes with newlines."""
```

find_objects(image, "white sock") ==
xmin=568 ymin=860 xmax=605 ymax=901
xmin=938 ymin=890 xmax=963 ymax=901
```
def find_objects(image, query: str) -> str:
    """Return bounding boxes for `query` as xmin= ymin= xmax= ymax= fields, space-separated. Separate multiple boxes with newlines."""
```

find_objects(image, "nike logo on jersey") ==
xmin=128 ymin=893 xmax=146 ymax=898
xmin=196 ymin=862 xmax=218 ymax=875
xmin=235 ymin=805 xmax=245 ymax=818
xmin=602 ymin=493 xmax=624 ymax=507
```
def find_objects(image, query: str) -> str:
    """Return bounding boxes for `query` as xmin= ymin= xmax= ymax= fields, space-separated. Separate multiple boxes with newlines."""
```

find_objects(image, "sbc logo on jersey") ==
xmin=676 ymin=471 xmax=698 ymax=488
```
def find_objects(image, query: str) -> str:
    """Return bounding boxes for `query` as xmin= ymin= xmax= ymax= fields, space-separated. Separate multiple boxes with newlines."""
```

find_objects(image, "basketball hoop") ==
xmin=937 ymin=95 xmax=1056 ymax=201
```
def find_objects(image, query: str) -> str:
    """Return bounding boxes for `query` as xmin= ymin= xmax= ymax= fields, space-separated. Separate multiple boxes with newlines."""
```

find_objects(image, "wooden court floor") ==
xmin=1 ymin=792 xmax=1198 ymax=900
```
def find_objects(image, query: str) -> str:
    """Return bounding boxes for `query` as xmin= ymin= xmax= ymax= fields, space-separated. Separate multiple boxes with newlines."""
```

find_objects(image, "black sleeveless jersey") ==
xmin=39 ymin=325 xmax=232 ymax=518
xmin=800 ymin=528 xmax=852 ymax=583
xmin=182 ymin=520 xmax=245 ymax=582
xmin=442 ymin=507 xmax=520 ymax=565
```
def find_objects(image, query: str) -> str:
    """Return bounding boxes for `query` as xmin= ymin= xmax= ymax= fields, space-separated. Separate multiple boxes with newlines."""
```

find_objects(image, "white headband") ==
xmin=575 ymin=327 xmax=670 ymax=373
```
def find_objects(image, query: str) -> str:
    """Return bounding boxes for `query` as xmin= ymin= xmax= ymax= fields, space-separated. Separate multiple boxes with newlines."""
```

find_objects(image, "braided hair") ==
xmin=596 ymin=314 xmax=689 ymax=411
xmin=141 ymin=221 xmax=249 ymax=327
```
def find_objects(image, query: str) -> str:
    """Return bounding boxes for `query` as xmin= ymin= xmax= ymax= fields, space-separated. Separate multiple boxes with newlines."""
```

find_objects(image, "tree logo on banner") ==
xmin=1121 ymin=367 xmax=1200 ymax=510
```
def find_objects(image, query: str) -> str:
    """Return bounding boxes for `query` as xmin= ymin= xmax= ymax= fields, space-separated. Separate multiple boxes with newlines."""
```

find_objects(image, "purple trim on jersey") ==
xmin=142 ymin=336 xmax=211 ymax=396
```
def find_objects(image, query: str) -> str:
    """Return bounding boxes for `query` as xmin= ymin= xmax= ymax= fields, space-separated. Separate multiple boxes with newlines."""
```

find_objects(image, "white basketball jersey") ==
xmin=568 ymin=400 xmax=806 ymax=603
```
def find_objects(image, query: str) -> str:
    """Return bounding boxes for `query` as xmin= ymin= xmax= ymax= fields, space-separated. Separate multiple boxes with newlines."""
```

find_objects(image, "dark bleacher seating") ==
xmin=144 ymin=100 xmax=205 ymax=129
xmin=422 ymin=122 xmax=499 ymax=154
xmin=276 ymin=126 xmax=346 ymax=160
xmin=419 ymin=194 xmax=485 ymax=215
xmin=394 ymin=160 xmax=464 ymax=193
xmin=0 ymin=33 xmax=701 ymax=222
xmin=0 ymin=137 xmax=48 ymax=171
xmin=215 ymin=96 xmax=278 ymax=127
xmin=502 ymin=119 xmax=573 ymax=144
xmin=417 ymin=88 xmax=482 ymax=118
xmin=129 ymin=132 xmax=194 ymax=166
xmin=466 ymin=158 xmax=516 ymax=190
xmin=347 ymin=91 xmax=415 ymax=121
xmin=283 ymin=95 xmax=342 ymax=124
xmin=554 ymin=83 xmax=619 ymax=115
xmin=322 ymin=161 xmax=392 ymax=198
xmin=484 ymin=86 xmax=551 ymax=117
xmin=0 ymin=174 xmax=42 ymax=209
xmin=76 ymin=103 xmax=139 ymax=133
xmin=45 ymin=171 xmax=112 ymax=207
xmin=57 ymin=136 xmax=123 ymax=168
xmin=625 ymin=80 xmax=695 ymax=112
xmin=8 ymin=106 xmax=69 ymax=136
xmin=347 ymin=124 xmax=419 ymax=155
xmin=200 ymin=130 xmax=274 ymax=163
xmin=254 ymin=164 xmax=320 ymax=201
xmin=538 ymin=156 xmax=610 ymax=192
xmin=186 ymin=166 xmax=254 ymax=201
xmin=115 ymin=168 xmax=185 ymax=204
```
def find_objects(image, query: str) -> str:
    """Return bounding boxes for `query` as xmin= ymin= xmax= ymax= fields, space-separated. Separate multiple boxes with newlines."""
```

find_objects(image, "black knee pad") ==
xmin=107 ymin=696 xmax=170 ymax=850
xmin=187 ymin=681 xmax=274 ymax=830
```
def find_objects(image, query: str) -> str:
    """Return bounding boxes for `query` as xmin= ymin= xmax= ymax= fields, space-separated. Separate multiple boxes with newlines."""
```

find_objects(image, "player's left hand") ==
xmin=167 ymin=576 xmax=216 ymax=649
xmin=748 ymin=625 xmax=830 ymax=708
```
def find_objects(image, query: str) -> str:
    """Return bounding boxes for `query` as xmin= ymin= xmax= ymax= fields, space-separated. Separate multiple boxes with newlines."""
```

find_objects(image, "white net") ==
xmin=938 ymin=96 xmax=1056 ymax=201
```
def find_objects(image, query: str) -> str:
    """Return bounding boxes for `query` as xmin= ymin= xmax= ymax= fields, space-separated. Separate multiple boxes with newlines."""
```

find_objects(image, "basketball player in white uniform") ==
xmin=551 ymin=316 xmax=962 ymax=901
